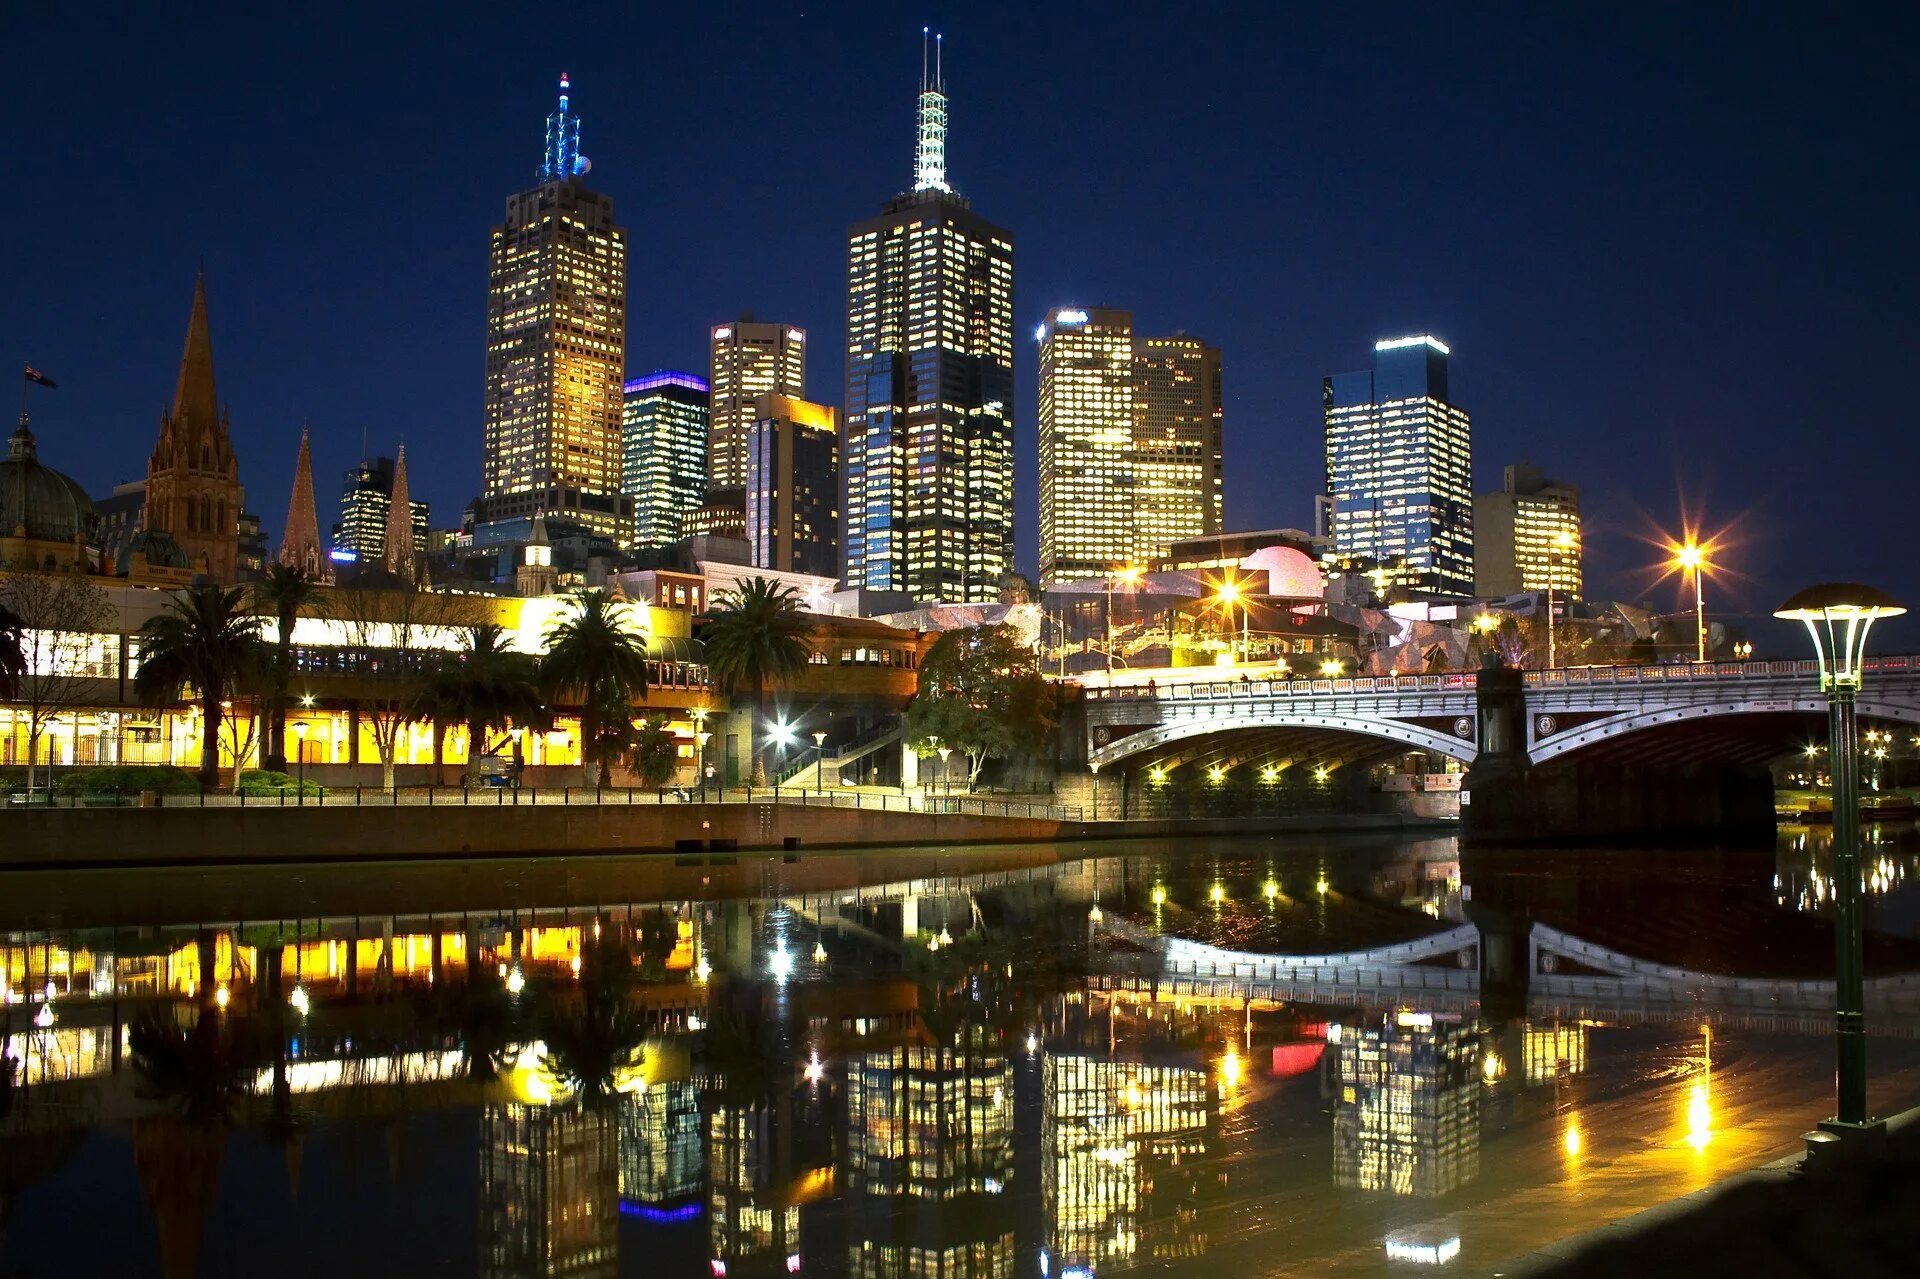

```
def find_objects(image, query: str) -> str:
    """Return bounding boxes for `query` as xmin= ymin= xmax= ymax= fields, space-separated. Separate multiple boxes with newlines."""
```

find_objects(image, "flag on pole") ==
xmin=23 ymin=363 xmax=57 ymax=389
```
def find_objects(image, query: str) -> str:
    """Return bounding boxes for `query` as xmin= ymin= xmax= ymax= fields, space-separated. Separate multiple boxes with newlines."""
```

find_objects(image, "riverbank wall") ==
xmin=0 ymin=804 xmax=1448 ymax=869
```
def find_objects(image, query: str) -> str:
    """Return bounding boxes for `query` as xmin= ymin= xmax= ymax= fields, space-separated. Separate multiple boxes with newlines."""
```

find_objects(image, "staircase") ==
xmin=775 ymin=718 xmax=906 ymax=787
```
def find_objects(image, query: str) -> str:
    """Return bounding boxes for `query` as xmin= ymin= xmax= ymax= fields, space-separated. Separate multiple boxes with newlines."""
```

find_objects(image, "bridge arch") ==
xmin=1090 ymin=709 xmax=1477 ymax=770
xmin=1528 ymin=696 xmax=1920 ymax=766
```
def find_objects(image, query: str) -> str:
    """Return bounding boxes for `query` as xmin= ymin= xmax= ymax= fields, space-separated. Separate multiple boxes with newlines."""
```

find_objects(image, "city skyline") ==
xmin=4 ymin=4 xmax=1914 ymax=629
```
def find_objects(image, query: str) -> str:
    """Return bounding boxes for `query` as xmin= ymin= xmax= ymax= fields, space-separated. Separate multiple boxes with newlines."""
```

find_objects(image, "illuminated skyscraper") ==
xmin=1330 ymin=1012 xmax=1480 ymax=1198
xmin=1473 ymin=461 xmax=1582 ymax=598
xmin=844 ymin=31 xmax=1014 ymax=602
xmin=1038 ymin=307 xmax=1136 ymax=587
xmin=1132 ymin=336 xmax=1224 ymax=563
xmin=331 ymin=456 xmax=426 ymax=570
xmin=709 ymin=319 xmax=805 ymax=492
xmin=744 ymin=394 xmax=840 ymax=577
xmin=1324 ymin=336 xmax=1473 ymax=595
xmin=480 ymin=75 xmax=631 ymax=545
xmin=621 ymin=371 xmax=710 ymax=549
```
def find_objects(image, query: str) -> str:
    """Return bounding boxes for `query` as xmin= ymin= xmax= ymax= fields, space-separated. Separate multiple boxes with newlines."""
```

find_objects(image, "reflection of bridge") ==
xmin=1085 ymin=657 xmax=1920 ymax=771
xmin=1091 ymin=915 xmax=1920 ymax=1035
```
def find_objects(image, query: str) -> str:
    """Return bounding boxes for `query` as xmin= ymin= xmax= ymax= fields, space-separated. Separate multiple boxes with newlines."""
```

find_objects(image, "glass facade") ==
xmin=332 ymin=456 xmax=428 ymax=568
xmin=482 ymin=80 xmax=629 ymax=545
xmin=1324 ymin=336 xmax=1473 ymax=595
xmin=744 ymin=394 xmax=840 ymax=578
xmin=844 ymin=46 xmax=1014 ymax=603
xmin=1132 ymin=336 xmax=1224 ymax=566
xmin=621 ymin=372 xmax=711 ymax=550
xmin=1038 ymin=308 xmax=1136 ymax=586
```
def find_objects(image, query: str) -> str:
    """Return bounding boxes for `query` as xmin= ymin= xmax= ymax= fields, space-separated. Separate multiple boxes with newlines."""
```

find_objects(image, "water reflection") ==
xmin=4 ymin=830 xmax=1920 ymax=1276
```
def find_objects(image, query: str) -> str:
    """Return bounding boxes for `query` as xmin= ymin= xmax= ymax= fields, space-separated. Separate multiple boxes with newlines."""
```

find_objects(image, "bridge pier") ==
xmin=1463 ymin=660 xmax=1776 ymax=846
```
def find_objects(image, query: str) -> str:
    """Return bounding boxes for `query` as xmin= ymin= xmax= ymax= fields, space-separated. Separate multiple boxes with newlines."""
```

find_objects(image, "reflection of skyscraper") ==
xmin=1330 ymin=1012 xmax=1480 ymax=1198
xmin=846 ymin=1040 xmax=1015 ymax=1277
xmin=708 ymin=1101 xmax=802 ymax=1275
xmin=618 ymin=1080 xmax=705 ymax=1210
xmin=479 ymin=1102 xmax=619 ymax=1278
xmin=1043 ymin=1055 xmax=1212 ymax=1274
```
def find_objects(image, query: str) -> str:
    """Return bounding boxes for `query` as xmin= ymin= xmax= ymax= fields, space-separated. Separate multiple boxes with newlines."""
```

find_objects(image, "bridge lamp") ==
xmin=1260 ymin=764 xmax=1279 ymax=784
xmin=1209 ymin=882 xmax=1226 ymax=905
xmin=1206 ymin=765 xmax=1225 ymax=785
xmin=1670 ymin=541 xmax=1713 ymax=661
xmin=1775 ymin=582 xmax=1906 ymax=1137
xmin=1151 ymin=884 xmax=1167 ymax=906
xmin=1262 ymin=878 xmax=1280 ymax=900
xmin=1319 ymin=659 xmax=1345 ymax=678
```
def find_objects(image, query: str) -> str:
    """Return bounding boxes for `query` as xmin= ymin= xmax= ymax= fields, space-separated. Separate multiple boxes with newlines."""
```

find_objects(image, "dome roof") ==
xmin=116 ymin=528 xmax=191 ymax=574
xmin=1 ymin=422 xmax=96 ymax=545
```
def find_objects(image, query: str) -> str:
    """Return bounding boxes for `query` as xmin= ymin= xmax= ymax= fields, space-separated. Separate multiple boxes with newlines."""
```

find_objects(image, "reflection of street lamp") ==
xmin=294 ymin=722 xmax=309 ymax=807
xmin=1672 ymin=541 xmax=1710 ymax=661
xmin=1775 ymin=582 xmax=1906 ymax=1138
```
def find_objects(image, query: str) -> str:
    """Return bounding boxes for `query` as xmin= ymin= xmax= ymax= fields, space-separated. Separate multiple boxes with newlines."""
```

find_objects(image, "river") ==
xmin=3 ymin=824 xmax=1919 ymax=1277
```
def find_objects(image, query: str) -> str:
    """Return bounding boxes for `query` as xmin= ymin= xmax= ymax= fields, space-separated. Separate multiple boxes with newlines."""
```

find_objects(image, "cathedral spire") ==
xmin=385 ymin=444 xmax=417 ymax=579
xmin=540 ymin=72 xmax=591 ymax=182
xmin=172 ymin=272 xmax=220 ymax=432
xmin=278 ymin=425 xmax=324 ymax=578
xmin=913 ymin=30 xmax=952 ymax=194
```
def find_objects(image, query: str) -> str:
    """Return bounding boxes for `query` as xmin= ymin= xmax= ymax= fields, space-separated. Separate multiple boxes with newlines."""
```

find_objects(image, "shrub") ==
xmin=54 ymin=765 xmax=201 ymax=796
xmin=236 ymin=769 xmax=327 ymax=797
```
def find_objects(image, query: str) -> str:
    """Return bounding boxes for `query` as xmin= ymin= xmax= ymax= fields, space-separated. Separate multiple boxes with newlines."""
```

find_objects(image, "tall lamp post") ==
xmin=937 ymin=745 xmax=952 ymax=800
xmin=811 ymin=730 xmax=827 ymax=796
xmin=1546 ymin=529 xmax=1575 ymax=669
xmin=293 ymin=722 xmax=309 ymax=807
xmin=691 ymin=707 xmax=710 ymax=800
xmin=1674 ymin=541 xmax=1710 ymax=662
xmin=1775 ymin=582 xmax=1906 ymax=1141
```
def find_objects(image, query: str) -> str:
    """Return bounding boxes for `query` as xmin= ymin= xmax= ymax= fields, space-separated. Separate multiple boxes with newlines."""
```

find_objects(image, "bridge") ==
xmin=1077 ymin=656 xmax=1920 ymax=841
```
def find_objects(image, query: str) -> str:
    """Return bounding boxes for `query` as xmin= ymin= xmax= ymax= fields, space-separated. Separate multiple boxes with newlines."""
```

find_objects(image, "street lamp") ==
xmin=1214 ymin=578 xmax=1248 ymax=662
xmin=1547 ymin=529 xmax=1576 ymax=670
xmin=691 ymin=706 xmax=710 ymax=800
xmin=1775 ymin=582 xmax=1906 ymax=1138
xmin=1107 ymin=565 xmax=1143 ymax=678
xmin=937 ymin=745 xmax=952 ymax=799
xmin=1672 ymin=541 xmax=1710 ymax=662
xmin=509 ymin=726 xmax=524 ymax=798
xmin=811 ymin=730 xmax=827 ymax=796
xmin=293 ymin=721 xmax=309 ymax=807
xmin=768 ymin=720 xmax=797 ymax=797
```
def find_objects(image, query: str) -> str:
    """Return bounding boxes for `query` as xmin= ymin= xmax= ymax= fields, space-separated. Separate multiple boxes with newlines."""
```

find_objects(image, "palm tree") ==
xmin=135 ymin=586 xmax=267 ymax=790
xmin=700 ymin=578 xmax=812 ymax=785
xmin=0 ymin=604 xmax=24 ymax=701
xmin=252 ymin=564 xmax=317 ymax=772
xmin=428 ymin=623 xmax=545 ymax=779
xmin=543 ymin=590 xmax=651 ymax=787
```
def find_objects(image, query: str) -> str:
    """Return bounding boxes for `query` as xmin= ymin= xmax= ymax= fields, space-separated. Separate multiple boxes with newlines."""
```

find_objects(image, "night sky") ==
xmin=5 ymin=2 xmax=1915 ymax=646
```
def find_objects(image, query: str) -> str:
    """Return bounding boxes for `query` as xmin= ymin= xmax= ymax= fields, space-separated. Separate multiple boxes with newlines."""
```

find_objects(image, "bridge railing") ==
xmin=1086 ymin=670 xmax=1478 ymax=702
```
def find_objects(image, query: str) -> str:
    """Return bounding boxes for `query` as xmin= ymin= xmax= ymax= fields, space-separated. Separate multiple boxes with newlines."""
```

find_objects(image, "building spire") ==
xmin=172 ymin=272 xmax=219 ymax=430
xmin=540 ymin=72 xmax=591 ymax=182
xmin=913 ymin=30 xmax=952 ymax=194
xmin=279 ymin=425 xmax=325 ymax=578
xmin=385 ymin=443 xmax=417 ymax=579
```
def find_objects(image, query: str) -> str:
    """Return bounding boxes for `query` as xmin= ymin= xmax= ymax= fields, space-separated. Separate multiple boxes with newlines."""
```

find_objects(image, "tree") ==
xmin=543 ymin=590 xmax=651 ymax=787
xmin=334 ymin=579 xmax=472 ymax=791
xmin=426 ymin=622 xmax=545 ymax=778
xmin=0 ymin=558 xmax=113 ymax=792
xmin=626 ymin=715 xmax=680 ymax=794
xmin=0 ymin=605 xmax=24 ymax=700
xmin=905 ymin=624 xmax=1056 ymax=789
xmin=699 ymin=578 xmax=812 ymax=785
xmin=252 ymin=564 xmax=318 ymax=772
xmin=135 ymin=586 xmax=269 ymax=791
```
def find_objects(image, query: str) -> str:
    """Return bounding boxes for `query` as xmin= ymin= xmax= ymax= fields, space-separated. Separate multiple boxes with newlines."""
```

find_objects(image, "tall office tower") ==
xmin=744 ymin=393 xmax=840 ymax=577
xmin=480 ymin=75 xmax=630 ymax=544
xmin=616 ymin=1082 xmax=703 ymax=1210
xmin=1331 ymin=1011 xmax=1481 ymax=1198
xmin=333 ymin=456 xmax=427 ymax=566
xmin=1037 ymin=307 xmax=1135 ymax=587
xmin=144 ymin=274 xmax=245 ymax=584
xmin=1132 ymin=336 xmax=1224 ymax=563
xmin=277 ymin=426 xmax=325 ymax=577
xmin=621 ymin=371 xmax=710 ymax=549
xmin=844 ymin=32 xmax=1015 ymax=602
xmin=708 ymin=318 xmax=805 ymax=491
xmin=1323 ymin=335 xmax=1473 ymax=595
xmin=1473 ymin=461 xmax=1582 ymax=598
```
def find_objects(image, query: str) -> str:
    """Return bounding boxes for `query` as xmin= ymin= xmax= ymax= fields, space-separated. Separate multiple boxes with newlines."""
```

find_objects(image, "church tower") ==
xmin=145 ymin=274 xmax=244 ymax=583
xmin=278 ymin=426 xmax=325 ymax=578
xmin=385 ymin=443 xmax=420 ymax=581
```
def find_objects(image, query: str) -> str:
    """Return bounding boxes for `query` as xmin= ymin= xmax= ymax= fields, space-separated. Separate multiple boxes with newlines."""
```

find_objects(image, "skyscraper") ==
xmin=333 ymin=456 xmax=426 ymax=568
xmin=145 ymin=274 xmax=245 ymax=584
xmin=708 ymin=319 xmax=805 ymax=491
xmin=1324 ymin=336 xmax=1473 ymax=595
xmin=1132 ymin=335 xmax=1224 ymax=563
xmin=1038 ymin=307 xmax=1136 ymax=587
xmin=744 ymin=393 xmax=839 ymax=577
xmin=479 ymin=75 xmax=630 ymax=545
xmin=844 ymin=32 xmax=1014 ymax=602
xmin=1473 ymin=461 xmax=1582 ymax=598
xmin=621 ymin=371 xmax=710 ymax=549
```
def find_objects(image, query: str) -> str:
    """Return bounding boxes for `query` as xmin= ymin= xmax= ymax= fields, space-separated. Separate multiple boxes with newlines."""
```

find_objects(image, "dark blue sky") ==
xmin=5 ymin=2 xmax=1915 ymax=643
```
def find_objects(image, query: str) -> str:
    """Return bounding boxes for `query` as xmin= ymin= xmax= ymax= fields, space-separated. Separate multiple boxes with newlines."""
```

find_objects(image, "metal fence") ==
xmin=1 ymin=784 xmax=1082 ymax=821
